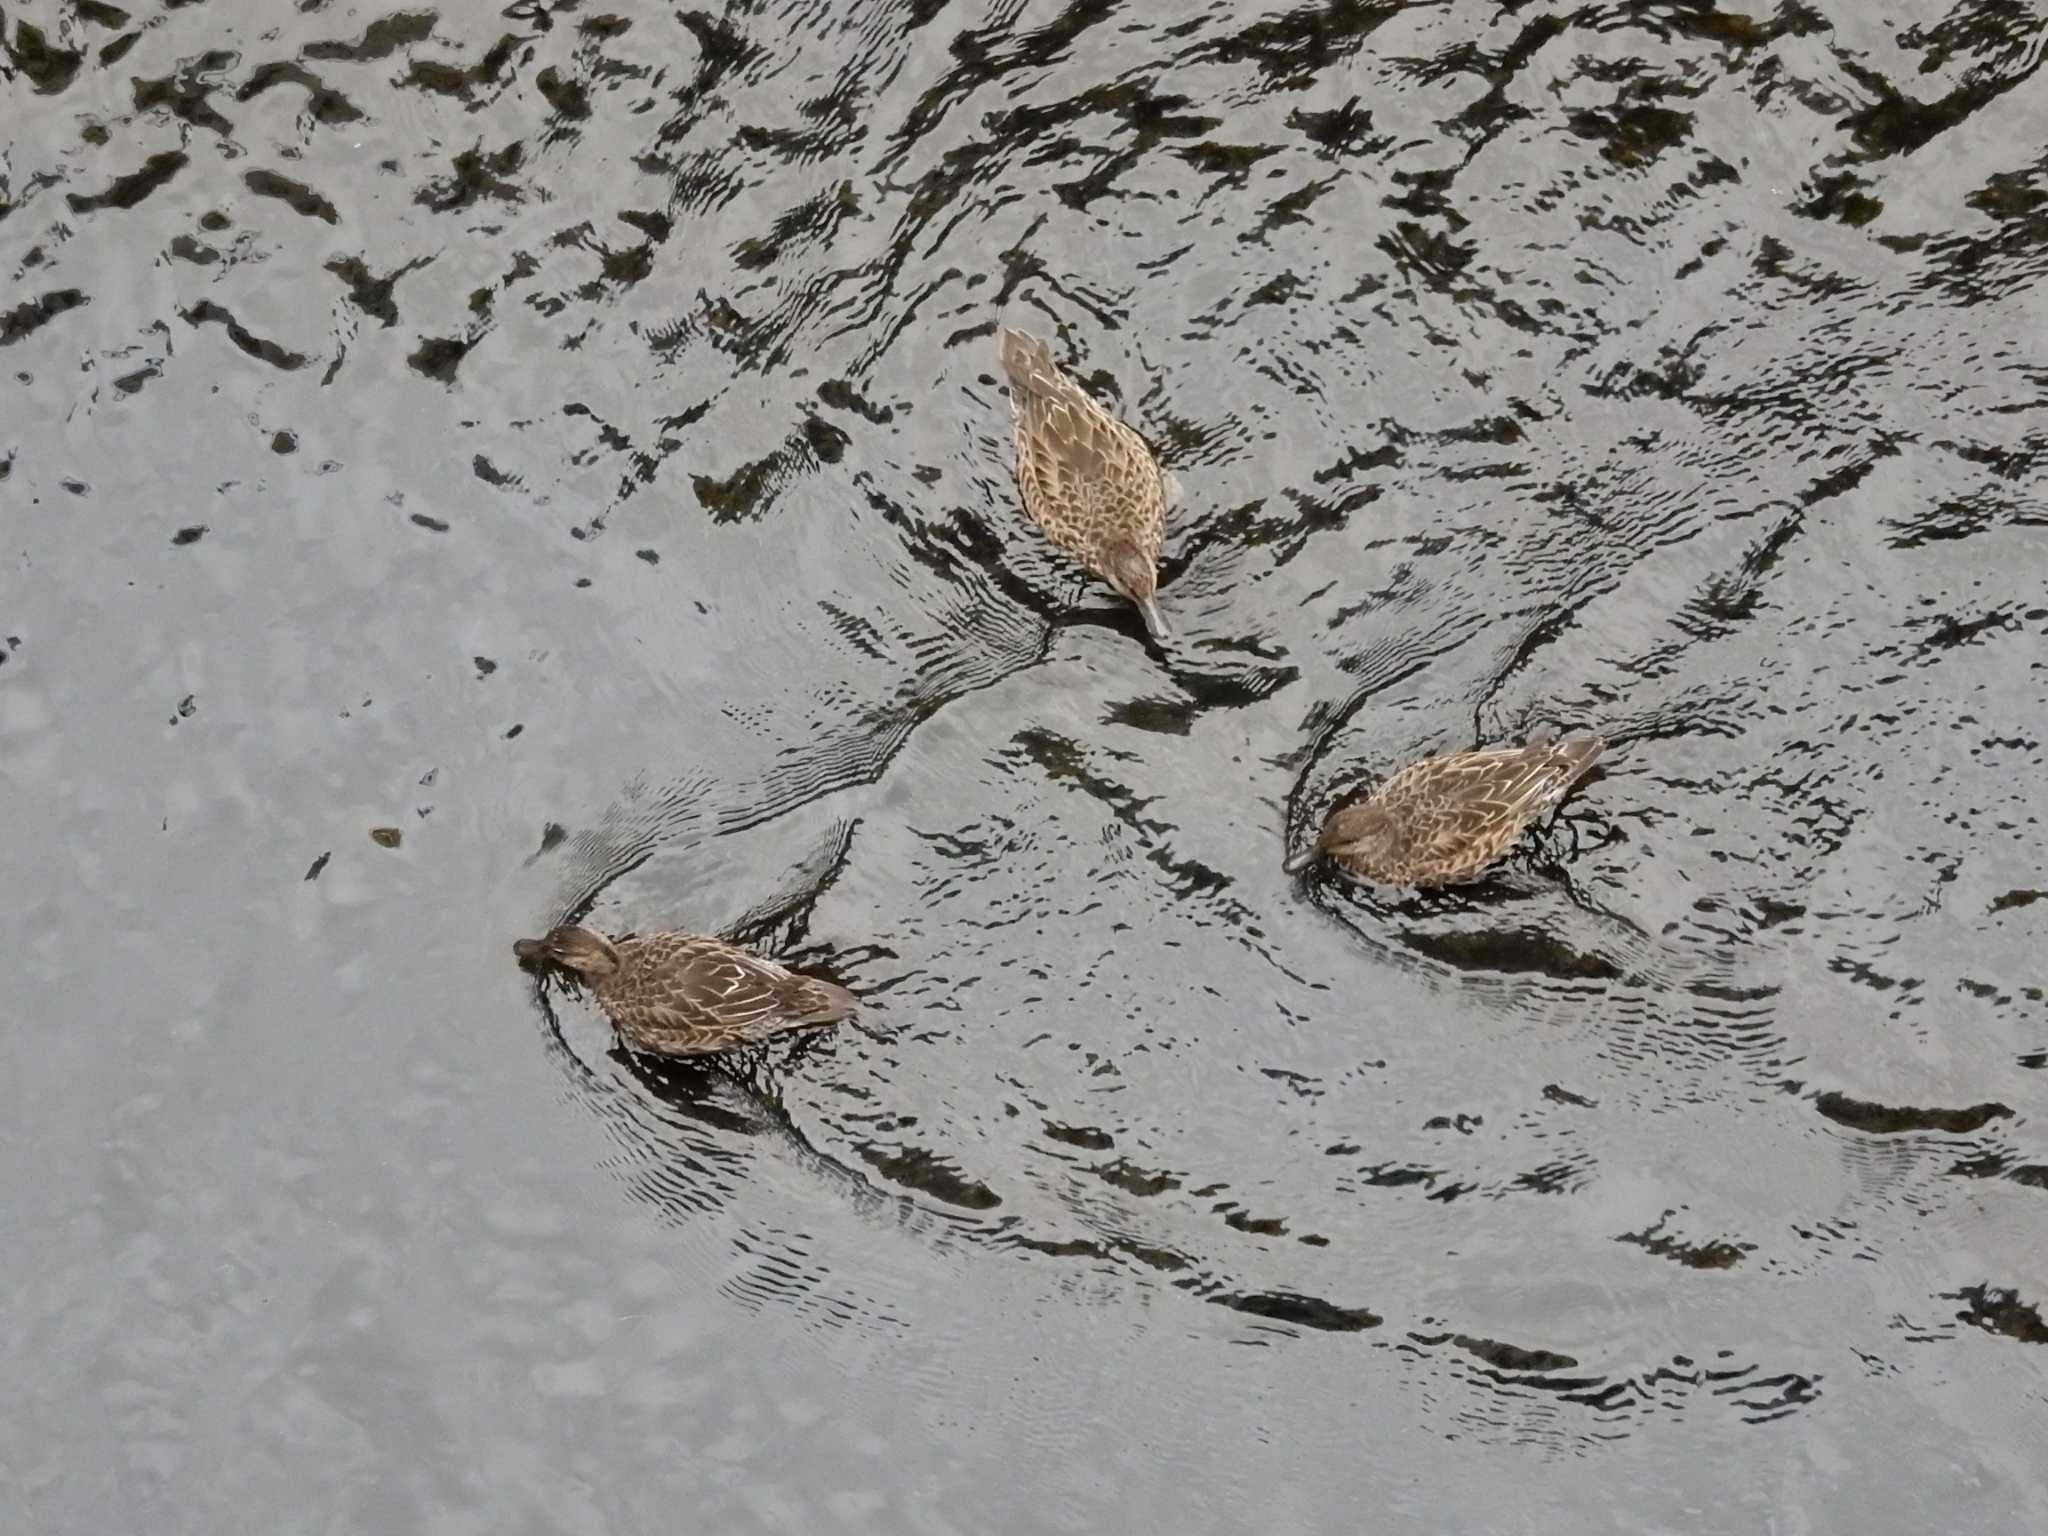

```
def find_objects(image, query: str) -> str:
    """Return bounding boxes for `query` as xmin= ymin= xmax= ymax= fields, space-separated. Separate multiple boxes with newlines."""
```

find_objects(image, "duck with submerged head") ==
xmin=1287 ymin=733 xmax=1605 ymax=888
xmin=514 ymin=925 xmax=855 ymax=1057
xmin=998 ymin=325 xmax=1172 ymax=638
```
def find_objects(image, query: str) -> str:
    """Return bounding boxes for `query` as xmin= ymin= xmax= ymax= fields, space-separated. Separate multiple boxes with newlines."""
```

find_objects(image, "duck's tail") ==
xmin=1545 ymin=733 xmax=1605 ymax=782
xmin=795 ymin=977 xmax=857 ymax=1024
xmin=1515 ymin=733 xmax=1605 ymax=816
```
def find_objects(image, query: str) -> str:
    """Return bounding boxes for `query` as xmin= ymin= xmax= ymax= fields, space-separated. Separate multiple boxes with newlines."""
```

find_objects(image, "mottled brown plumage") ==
xmin=1287 ymin=734 xmax=1605 ymax=887
xmin=514 ymin=925 xmax=855 ymax=1057
xmin=999 ymin=326 xmax=1171 ymax=636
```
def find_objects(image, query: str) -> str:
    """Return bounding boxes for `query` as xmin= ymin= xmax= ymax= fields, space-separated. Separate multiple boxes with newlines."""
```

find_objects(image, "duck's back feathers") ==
xmin=1311 ymin=734 xmax=1604 ymax=887
xmin=608 ymin=935 xmax=824 ymax=1047
xmin=1391 ymin=735 xmax=1603 ymax=825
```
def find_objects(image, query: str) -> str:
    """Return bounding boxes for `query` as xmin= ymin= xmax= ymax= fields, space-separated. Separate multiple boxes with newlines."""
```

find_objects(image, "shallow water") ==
xmin=5 ymin=0 xmax=2047 ymax=1529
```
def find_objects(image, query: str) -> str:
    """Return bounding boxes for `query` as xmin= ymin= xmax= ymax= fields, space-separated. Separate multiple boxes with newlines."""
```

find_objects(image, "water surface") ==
xmin=5 ymin=0 xmax=2047 ymax=1529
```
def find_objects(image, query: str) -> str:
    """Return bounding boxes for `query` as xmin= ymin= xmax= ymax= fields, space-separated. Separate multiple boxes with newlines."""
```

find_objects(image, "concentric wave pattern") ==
xmin=427 ymin=0 xmax=2048 ymax=1449
xmin=468 ymin=0 xmax=2048 ymax=1449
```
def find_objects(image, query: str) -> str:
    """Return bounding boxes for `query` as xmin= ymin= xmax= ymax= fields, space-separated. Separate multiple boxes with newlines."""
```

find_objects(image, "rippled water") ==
xmin=7 ymin=0 xmax=2047 ymax=1529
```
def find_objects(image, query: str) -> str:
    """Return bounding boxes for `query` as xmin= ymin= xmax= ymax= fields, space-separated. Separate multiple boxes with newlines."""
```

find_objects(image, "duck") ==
xmin=514 ymin=925 xmax=855 ymax=1057
xmin=998 ymin=325 xmax=1171 ymax=637
xmin=1286 ymin=733 xmax=1605 ymax=887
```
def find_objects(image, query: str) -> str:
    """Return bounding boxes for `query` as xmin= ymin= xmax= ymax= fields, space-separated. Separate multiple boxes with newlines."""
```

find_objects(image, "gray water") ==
xmin=5 ymin=1 xmax=2047 ymax=1530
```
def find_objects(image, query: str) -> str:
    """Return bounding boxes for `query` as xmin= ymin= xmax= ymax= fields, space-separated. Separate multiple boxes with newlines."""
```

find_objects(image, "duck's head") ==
xmin=1101 ymin=536 xmax=1167 ymax=638
xmin=1285 ymin=803 xmax=1397 ymax=873
xmin=514 ymin=925 xmax=621 ymax=978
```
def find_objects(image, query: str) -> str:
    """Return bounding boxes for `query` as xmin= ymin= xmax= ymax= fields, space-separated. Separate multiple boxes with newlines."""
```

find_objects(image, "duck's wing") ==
xmin=1398 ymin=741 xmax=1599 ymax=821
xmin=1003 ymin=334 xmax=1154 ymax=493
xmin=1380 ymin=740 xmax=1603 ymax=878
xmin=1017 ymin=385 xmax=1123 ymax=487
xmin=622 ymin=937 xmax=811 ymax=1040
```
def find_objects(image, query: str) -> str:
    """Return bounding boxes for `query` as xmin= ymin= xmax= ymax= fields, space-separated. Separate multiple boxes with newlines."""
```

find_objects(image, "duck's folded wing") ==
xmin=1433 ymin=748 xmax=1571 ymax=821
xmin=642 ymin=944 xmax=798 ymax=1035
xmin=1023 ymin=393 xmax=1120 ymax=485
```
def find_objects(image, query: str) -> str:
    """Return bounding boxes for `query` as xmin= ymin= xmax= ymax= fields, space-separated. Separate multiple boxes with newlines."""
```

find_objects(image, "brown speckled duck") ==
xmin=1287 ymin=734 xmax=1605 ymax=887
xmin=514 ymin=925 xmax=855 ymax=1057
xmin=999 ymin=325 xmax=1171 ymax=637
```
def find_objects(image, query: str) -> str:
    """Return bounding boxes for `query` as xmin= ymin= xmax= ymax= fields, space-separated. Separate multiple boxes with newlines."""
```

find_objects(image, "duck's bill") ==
xmin=1137 ymin=596 xmax=1169 ymax=638
xmin=1282 ymin=847 xmax=1317 ymax=875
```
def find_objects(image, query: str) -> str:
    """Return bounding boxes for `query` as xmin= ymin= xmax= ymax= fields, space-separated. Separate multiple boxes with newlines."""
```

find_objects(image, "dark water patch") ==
xmin=403 ymin=32 xmax=522 ymax=100
xmin=304 ymin=10 xmax=438 ymax=63
xmin=1617 ymin=1212 xmax=1754 ymax=1270
xmin=96 ymin=31 xmax=139 ymax=68
xmin=1000 ymin=1232 xmax=1114 ymax=1261
xmin=1502 ymin=1154 xmax=1596 ymax=1198
xmin=1102 ymin=696 xmax=1194 ymax=736
xmin=244 ymin=169 xmax=340 ymax=225
xmin=5 ymin=20 xmax=82 ymax=95
xmin=1190 ymin=1 xmax=1406 ymax=90
xmin=1423 ymin=1331 xmax=1579 ymax=1374
xmin=1042 ymin=1120 xmax=1113 ymax=1151
xmin=415 ymin=142 xmax=525 ymax=212
xmin=0 ymin=289 xmax=87 ymax=347
xmin=65 ymin=149 xmax=188 ymax=213
xmin=1220 ymin=1204 xmax=1288 ymax=1237
xmin=1839 ymin=47 xmax=2046 ymax=165
xmin=1948 ymin=1286 xmax=2048 ymax=1347
xmin=1885 ymin=488 xmax=2048 ymax=550
xmin=1212 ymin=1289 xmax=1380 ymax=1333
xmin=407 ymin=334 xmax=476 ymax=383
xmin=236 ymin=60 xmax=364 ymax=124
xmin=1794 ymin=170 xmax=1884 ymax=229
xmin=133 ymin=66 xmax=235 ymax=135
xmin=1568 ymin=102 xmax=1695 ymax=169
xmin=1347 ymin=1163 xmax=1444 ymax=1193
xmin=1092 ymin=1159 xmax=1180 ymax=1198
xmin=535 ymin=65 xmax=590 ymax=121
xmin=1946 ymin=1154 xmax=2048 ymax=1194
xmin=471 ymin=455 xmax=516 ymax=487
xmin=1390 ymin=922 xmax=1627 ymax=983
xmin=1812 ymin=1092 xmax=2013 ymax=1137
xmin=1286 ymin=95 xmax=1386 ymax=158
xmin=179 ymin=300 xmax=308 ymax=371
xmin=303 ymin=851 xmax=330 ymax=881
